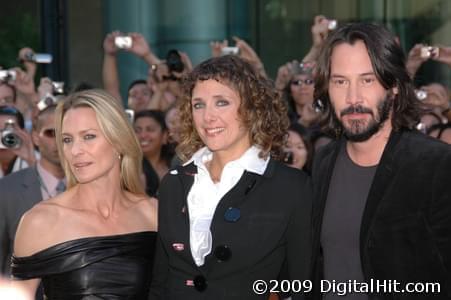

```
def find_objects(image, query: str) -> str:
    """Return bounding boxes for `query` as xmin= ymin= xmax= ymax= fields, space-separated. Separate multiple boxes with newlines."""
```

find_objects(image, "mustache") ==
xmin=340 ymin=105 xmax=373 ymax=117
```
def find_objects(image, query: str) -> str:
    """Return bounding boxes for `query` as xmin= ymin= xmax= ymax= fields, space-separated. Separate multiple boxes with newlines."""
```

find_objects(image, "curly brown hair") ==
xmin=177 ymin=55 xmax=289 ymax=162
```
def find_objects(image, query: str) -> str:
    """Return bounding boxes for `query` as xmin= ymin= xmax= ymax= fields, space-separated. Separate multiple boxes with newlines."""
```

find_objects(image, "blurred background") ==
xmin=1 ymin=0 xmax=450 ymax=99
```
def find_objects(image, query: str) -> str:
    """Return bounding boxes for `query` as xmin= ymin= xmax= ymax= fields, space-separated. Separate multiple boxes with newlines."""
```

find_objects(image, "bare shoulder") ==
xmin=14 ymin=201 xmax=62 ymax=257
xmin=126 ymin=192 xmax=158 ymax=231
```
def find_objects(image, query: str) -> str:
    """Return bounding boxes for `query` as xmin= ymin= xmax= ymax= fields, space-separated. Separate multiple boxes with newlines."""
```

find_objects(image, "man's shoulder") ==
xmin=0 ymin=167 xmax=37 ymax=189
xmin=399 ymin=130 xmax=451 ymax=158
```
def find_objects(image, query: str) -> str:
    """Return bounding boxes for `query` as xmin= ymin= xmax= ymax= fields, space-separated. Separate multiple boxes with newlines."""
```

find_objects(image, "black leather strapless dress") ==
xmin=11 ymin=231 xmax=156 ymax=300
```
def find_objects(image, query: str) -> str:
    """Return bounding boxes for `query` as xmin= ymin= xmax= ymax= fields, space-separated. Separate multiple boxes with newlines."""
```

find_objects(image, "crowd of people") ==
xmin=0 ymin=14 xmax=450 ymax=300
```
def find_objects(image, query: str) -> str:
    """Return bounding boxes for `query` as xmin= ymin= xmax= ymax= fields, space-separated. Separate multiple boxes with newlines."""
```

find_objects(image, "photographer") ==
xmin=103 ymin=31 xmax=162 ymax=111
xmin=406 ymin=44 xmax=451 ymax=123
xmin=147 ymin=49 xmax=192 ymax=111
xmin=0 ymin=106 xmax=35 ymax=178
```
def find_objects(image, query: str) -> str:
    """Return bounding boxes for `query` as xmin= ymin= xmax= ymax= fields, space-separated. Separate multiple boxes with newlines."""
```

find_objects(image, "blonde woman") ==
xmin=11 ymin=89 xmax=158 ymax=299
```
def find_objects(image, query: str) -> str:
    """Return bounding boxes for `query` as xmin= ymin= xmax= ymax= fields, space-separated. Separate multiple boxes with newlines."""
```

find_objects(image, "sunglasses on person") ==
xmin=41 ymin=128 xmax=56 ymax=138
xmin=290 ymin=79 xmax=314 ymax=86
xmin=0 ymin=106 xmax=19 ymax=114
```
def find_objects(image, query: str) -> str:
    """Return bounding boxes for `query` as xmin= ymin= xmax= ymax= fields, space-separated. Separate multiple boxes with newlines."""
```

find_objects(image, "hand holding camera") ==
xmin=37 ymin=77 xmax=65 ymax=111
xmin=311 ymin=15 xmax=334 ymax=48
xmin=430 ymin=45 xmax=451 ymax=66
xmin=419 ymin=83 xmax=450 ymax=113
xmin=18 ymin=47 xmax=37 ymax=79
xmin=103 ymin=31 xmax=122 ymax=55
xmin=210 ymin=39 xmax=228 ymax=57
xmin=0 ymin=69 xmax=17 ymax=83
xmin=9 ymin=68 xmax=36 ymax=98
xmin=420 ymin=46 xmax=439 ymax=59
xmin=0 ymin=119 xmax=36 ymax=165
xmin=231 ymin=36 xmax=266 ymax=76
xmin=275 ymin=61 xmax=293 ymax=90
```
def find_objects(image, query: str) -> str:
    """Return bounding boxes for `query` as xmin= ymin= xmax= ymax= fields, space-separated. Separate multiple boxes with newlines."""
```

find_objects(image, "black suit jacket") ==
xmin=150 ymin=158 xmax=312 ymax=299
xmin=311 ymin=130 xmax=451 ymax=299
xmin=0 ymin=166 xmax=42 ymax=276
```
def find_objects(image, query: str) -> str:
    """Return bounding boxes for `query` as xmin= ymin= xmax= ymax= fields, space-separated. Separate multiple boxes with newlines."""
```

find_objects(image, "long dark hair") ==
xmin=134 ymin=109 xmax=174 ymax=167
xmin=314 ymin=22 xmax=421 ymax=137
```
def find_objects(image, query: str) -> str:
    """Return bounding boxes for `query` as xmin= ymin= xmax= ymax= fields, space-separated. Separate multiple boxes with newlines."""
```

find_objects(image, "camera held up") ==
xmin=0 ymin=119 xmax=21 ymax=149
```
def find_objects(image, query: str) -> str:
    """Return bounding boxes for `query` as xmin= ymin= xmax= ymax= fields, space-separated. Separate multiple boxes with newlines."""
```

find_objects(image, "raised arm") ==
xmin=102 ymin=31 xmax=122 ymax=103
xmin=302 ymin=15 xmax=331 ymax=63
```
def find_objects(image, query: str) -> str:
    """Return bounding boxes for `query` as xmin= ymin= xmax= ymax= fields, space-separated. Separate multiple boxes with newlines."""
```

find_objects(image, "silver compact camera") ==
xmin=327 ymin=19 xmax=337 ymax=30
xmin=23 ymin=52 xmax=53 ymax=64
xmin=52 ymin=81 xmax=65 ymax=94
xmin=125 ymin=109 xmax=135 ymax=123
xmin=115 ymin=36 xmax=133 ymax=49
xmin=37 ymin=81 xmax=65 ymax=111
xmin=0 ymin=70 xmax=17 ymax=82
xmin=221 ymin=46 xmax=240 ymax=55
xmin=37 ymin=93 xmax=57 ymax=111
xmin=0 ymin=119 xmax=21 ymax=149
xmin=420 ymin=46 xmax=439 ymax=59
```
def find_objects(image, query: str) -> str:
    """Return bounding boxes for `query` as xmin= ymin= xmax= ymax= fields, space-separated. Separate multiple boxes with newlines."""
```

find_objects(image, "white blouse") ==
xmin=185 ymin=146 xmax=269 ymax=266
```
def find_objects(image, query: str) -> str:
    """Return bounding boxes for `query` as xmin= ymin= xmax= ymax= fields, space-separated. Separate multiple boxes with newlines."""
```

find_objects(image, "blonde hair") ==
xmin=55 ymin=89 xmax=145 ymax=195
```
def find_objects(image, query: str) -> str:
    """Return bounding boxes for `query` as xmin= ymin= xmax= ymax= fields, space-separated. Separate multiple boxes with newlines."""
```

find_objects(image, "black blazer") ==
xmin=150 ymin=158 xmax=312 ymax=299
xmin=311 ymin=130 xmax=451 ymax=299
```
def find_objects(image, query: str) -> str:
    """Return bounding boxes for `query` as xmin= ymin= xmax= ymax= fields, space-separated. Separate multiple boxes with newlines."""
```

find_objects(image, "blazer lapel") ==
xmin=201 ymin=159 xmax=275 ymax=271
xmin=312 ymin=139 xmax=343 ymax=249
xmin=176 ymin=163 xmax=198 ymax=266
xmin=21 ymin=167 xmax=43 ymax=204
xmin=178 ymin=162 xmax=197 ymax=212
xmin=359 ymin=130 xmax=403 ymax=250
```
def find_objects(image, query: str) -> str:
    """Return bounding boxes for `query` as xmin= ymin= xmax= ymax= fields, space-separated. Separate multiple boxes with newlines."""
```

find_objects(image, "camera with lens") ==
xmin=114 ymin=36 xmax=133 ymax=49
xmin=166 ymin=49 xmax=184 ymax=73
xmin=0 ymin=119 xmax=21 ymax=149
xmin=282 ymin=151 xmax=294 ymax=165
xmin=37 ymin=81 xmax=65 ymax=111
xmin=0 ymin=70 xmax=17 ymax=82
xmin=415 ymin=89 xmax=428 ymax=101
xmin=23 ymin=52 xmax=53 ymax=64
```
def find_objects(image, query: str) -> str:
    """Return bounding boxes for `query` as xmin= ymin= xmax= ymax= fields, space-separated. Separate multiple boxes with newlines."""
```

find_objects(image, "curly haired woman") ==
xmin=150 ymin=55 xmax=312 ymax=300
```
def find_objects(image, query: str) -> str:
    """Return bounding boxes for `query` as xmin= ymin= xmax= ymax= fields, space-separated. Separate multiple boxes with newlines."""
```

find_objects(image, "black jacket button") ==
xmin=193 ymin=275 xmax=207 ymax=292
xmin=214 ymin=245 xmax=232 ymax=262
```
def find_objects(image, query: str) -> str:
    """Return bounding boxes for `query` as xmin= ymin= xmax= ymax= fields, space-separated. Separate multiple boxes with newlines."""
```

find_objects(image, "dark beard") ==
xmin=336 ymin=94 xmax=393 ymax=142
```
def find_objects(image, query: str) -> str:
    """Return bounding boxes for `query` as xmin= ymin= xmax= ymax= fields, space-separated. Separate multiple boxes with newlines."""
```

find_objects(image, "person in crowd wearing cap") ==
xmin=311 ymin=22 xmax=451 ymax=299
xmin=150 ymin=55 xmax=312 ymax=299
xmin=10 ymin=90 xmax=157 ymax=299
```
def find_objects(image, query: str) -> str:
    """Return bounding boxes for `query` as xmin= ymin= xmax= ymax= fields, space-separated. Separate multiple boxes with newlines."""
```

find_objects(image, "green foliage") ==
xmin=0 ymin=13 xmax=40 ymax=69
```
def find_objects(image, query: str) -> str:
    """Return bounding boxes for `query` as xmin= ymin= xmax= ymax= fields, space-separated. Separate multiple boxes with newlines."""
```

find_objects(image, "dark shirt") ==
xmin=143 ymin=158 xmax=159 ymax=197
xmin=321 ymin=145 xmax=377 ymax=300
